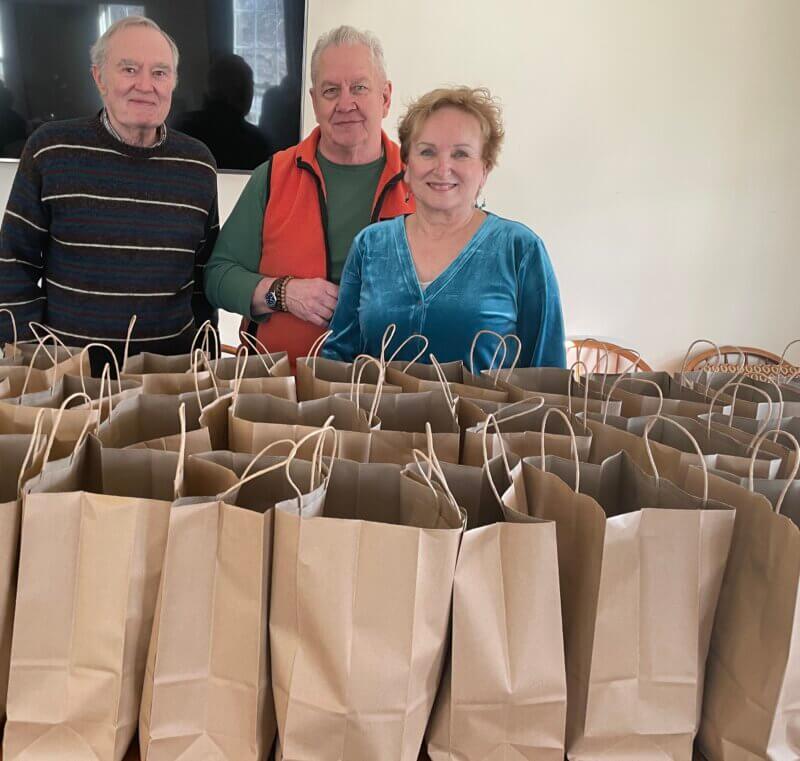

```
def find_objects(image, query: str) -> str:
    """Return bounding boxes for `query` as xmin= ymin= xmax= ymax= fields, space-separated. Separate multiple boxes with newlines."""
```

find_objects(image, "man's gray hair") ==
xmin=90 ymin=15 xmax=179 ymax=73
xmin=310 ymin=25 xmax=387 ymax=85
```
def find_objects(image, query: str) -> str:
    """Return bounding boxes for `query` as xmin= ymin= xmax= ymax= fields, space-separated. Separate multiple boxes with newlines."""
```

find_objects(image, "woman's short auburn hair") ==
xmin=398 ymin=86 xmax=505 ymax=170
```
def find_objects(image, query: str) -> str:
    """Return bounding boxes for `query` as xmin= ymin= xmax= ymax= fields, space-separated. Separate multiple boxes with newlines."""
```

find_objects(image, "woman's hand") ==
xmin=285 ymin=278 xmax=339 ymax=327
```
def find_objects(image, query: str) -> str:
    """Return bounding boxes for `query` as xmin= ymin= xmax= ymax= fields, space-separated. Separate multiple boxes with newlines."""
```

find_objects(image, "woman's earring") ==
xmin=476 ymin=194 xmax=487 ymax=210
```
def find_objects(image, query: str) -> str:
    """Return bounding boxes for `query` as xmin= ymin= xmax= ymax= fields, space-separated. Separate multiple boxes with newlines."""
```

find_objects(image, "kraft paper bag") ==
xmin=348 ymin=390 xmax=461 ymax=464
xmin=270 ymin=458 xmax=462 ymax=761
xmin=668 ymin=466 xmax=800 ymax=761
xmin=384 ymin=359 xmax=509 ymax=404
xmin=121 ymin=351 xmax=216 ymax=396
xmin=296 ymin=354 xmax=402 ymax=401
xmin=0 ymin=366 xmax=52 ymax=400
xmin=96 ymin=389 xmax=218 ymax=454
xmin=139 ymin=451 xmax=323 ymax=761
xmin=0 ymin=431 xmax=46 ymax=734
xmin=0 ymin=397 xmax=98 ymax=460
xmin=228 ymin=393 xmax=377 ymax=462
xmin=699 ymin=412 xmax=800 ymax=478
xmin=412 ymin=457 xmax=567 ymax=761
xmin=8 ymin=374 xmax=142 ymax=420
xmin=503 ymin=449 xmax=735 ymax=760
xmin=586 ymin=412 xmax=782 ymax=480
xmin=3 ymin=434 xmax=179 ymax=761
xmin=459 ymin=397 xmax=592 ymax=466
xmin=206 ymin=348 xmax=296 ymax=399
xmin=3 ymin=340 xmax=87 ymax=378
xmin=494 ymin=366 xmax=621 ymax=415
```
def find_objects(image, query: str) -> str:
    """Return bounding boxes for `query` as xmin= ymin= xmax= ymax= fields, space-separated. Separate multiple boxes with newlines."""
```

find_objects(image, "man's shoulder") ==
xmin=165 ymin=128 xmax=218 ymax=170
xmin=25 ymin=115 xmax=99 ymax=152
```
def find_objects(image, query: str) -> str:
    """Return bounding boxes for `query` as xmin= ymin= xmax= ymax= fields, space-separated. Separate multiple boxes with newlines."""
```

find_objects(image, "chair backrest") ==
xmin=685 ymin=345 xmax=798 ymax=382
xmin=565 ymin=339 xmax=653 ymax=374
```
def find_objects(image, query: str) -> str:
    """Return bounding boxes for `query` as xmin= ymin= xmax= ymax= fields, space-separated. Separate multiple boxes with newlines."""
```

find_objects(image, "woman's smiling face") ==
xmin=404 ymin=106 xmax=488 ymax=215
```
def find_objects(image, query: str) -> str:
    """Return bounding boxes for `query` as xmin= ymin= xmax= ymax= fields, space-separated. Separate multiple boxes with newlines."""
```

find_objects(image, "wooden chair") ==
xmin=565 ymin=338 xmax=653 ymax=373
xmin=684 ymin=345 xmax=783 ymax=370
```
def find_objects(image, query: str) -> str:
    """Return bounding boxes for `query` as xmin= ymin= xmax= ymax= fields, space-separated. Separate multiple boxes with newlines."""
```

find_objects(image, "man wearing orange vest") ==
xmin=204 ymin=25 xmax=414 ymax=365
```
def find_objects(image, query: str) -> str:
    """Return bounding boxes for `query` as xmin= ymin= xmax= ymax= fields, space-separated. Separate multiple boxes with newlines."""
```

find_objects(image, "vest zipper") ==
xmin=296 ymin=158 xmax=332 ymax=280
xmin=371 ymin=171 xmax=405 ymax=223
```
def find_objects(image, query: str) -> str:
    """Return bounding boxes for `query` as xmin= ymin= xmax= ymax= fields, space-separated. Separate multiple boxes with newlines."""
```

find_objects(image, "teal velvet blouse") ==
xmin=322 ymin=213 xmax=566 ymax=372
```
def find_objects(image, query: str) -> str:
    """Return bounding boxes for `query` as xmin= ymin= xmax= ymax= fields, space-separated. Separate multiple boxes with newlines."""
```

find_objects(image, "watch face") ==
xmin=266 ymin=290 xmax=278 ymax=309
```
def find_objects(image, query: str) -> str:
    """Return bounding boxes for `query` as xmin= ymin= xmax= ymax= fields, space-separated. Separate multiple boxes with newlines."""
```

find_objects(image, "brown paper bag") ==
xmin=96 ymin=389 xmax=218 ymax=454
xmin=228 ymin=393 xmax=377 ymax=462
xmin=296 ymin=353 xmax=402 ymax=401
xmin=0 ymin=365 xmax=52 ymax=400
xmin=120 ymin=351 xmax=216 ymax=395
xmin=271 ymin=457 xmax=463 ymax=761
xmin=503 ymin=440 xmax=735 ymax=760
xmin=587 ymin=412 xmax=783 ymax=480
xmin=139 ymin=450 xmax=323 ymax=761
xmin=294 ymin=328 xmax=402 ymax=401
xmin=384 ymin=357 xmax=508 ymax=404
xmin=7 ymin=374 xmax=142 ymax=419
xmin=413 ymin=456 xmax=567 ymax=761
xmin=670 ymin=448 xmax=800 ymax=760
xmin=0 ymin=424 xmax=47 ymax=733
xmin=496 ymin=366 xmax=623 ymax=416
xmin=0 ymin=392 xmax=99 ymax=460
xmin=3 ymin=433 xmax=180 ymax=761
xmin=349 ymin=390 xmax=461 ymax=464
xmin=698 ymin=412 xmax=799 ymax=478
xmin=459 ymin=397 xmax=592 ymax=465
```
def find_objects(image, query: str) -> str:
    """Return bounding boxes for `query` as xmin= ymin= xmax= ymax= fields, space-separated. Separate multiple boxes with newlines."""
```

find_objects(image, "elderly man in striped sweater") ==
xmin=0 ymin=15 xmax=218 ymax=368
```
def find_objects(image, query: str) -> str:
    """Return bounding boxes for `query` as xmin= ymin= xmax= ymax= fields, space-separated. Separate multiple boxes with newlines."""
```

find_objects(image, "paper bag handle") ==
xmin=78 ymin=342 xmax=123 ymax=396
xmin=28 ymin=322 xmax=73 ymax=360
xmin=40 ymin=391 xmax=96 ymax=470
xmin=643 ymin=414 xmax=708 ymax=504
xmin=480 ymin=413 xmax=515 ymax=505
xmin=678 ymin=339 xmax=723 ymax=390
xmin=0 ymin=308 xmax=18 ymax=356
xmin=18 ymin=332 xmax=66 ymax=397
xmin=411 ymin=447 xmax=462 ymax=522
xmin=779 ymin=339 xmax=800 ymax=378
xmin=710 ymin=381 xmax=773 ymax=444
xmin=239 ymin=330 xmax=280 ymax=375
xmin=539 ymin=407 xmax=581 ymax=493
xmin=469 ymin=331 xmax=507 ymax=378
xmin=191 ymin=348 xmax=220 ymax=409
xmin=472 ymin=396 xmax=547 ymax=432
xmin=349 ymin=354 xmax=384 ymax=427
xmin=118 ymin=315 xmax=138 ymax=373
xmin=187 ymin=319 xmax=219 ymax=374
xmin=708 ymin=376 xmax=775 ymax=434
xmin=17 ymin=407 xmax=48 ymax=495
xmin=429 ymin=354 xmax=457 ymax=418
xmin=567 ymin=360 xmax=591 ymax=419
xmin=603 ymin=376 xmax=664 ymax=423
xmin=386 ymin=333 xmax=429 ymax=367
xmin=748 ymin=429 xmax=800 ymax=514
xmin=378 ymin=323 xmax=397 ymax=362
xmin=173 ymin=402 xmax=187 ymax=500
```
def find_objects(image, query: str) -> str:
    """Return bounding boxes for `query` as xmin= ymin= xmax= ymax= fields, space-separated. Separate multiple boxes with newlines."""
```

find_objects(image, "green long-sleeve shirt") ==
xmin=204 ymin=153 xmax=385 ymax=321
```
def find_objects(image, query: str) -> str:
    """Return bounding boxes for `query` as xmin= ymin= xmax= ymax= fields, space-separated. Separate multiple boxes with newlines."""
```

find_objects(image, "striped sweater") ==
xmin=0 ymin=112 xmax=219 ymax=355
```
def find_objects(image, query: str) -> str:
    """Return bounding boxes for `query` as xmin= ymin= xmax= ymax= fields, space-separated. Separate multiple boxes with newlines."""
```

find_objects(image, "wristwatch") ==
xmin=265 ymin=275 xmax=294 ymax=312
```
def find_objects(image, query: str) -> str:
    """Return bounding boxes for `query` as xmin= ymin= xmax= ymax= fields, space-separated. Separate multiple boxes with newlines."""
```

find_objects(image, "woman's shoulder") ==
xmin=485 ymin=213 xmax=545 ymax=249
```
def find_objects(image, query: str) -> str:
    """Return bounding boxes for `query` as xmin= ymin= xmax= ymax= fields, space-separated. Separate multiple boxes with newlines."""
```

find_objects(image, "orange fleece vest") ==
xmin=244 ymin=127 xmax=414 ymax=365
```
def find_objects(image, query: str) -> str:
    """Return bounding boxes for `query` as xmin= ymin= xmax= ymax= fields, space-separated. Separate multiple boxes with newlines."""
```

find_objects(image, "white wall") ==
xmin=304 ymin=0 xmax=800 ymax=369
xmin=3 ymin=0 xmax=799 ymax=368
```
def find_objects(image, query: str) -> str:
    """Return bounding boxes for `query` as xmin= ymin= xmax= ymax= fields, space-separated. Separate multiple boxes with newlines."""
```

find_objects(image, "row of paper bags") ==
xmin=2 ymin=407 xmax=800 ymax=760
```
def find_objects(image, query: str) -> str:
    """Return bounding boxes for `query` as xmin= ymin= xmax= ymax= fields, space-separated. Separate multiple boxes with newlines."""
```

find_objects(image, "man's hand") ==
xmin=284 ymin=278 xmax=339 ymax=327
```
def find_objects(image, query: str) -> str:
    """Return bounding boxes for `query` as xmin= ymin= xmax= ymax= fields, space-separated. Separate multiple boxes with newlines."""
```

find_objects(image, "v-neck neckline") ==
xmin=396 ymin=212 xmax=495 ymax=300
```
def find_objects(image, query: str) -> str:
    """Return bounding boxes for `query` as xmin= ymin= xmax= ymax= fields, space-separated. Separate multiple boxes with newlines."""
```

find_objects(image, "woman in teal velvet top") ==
xmin=323 ymin=86 xmax=566 ymax=371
